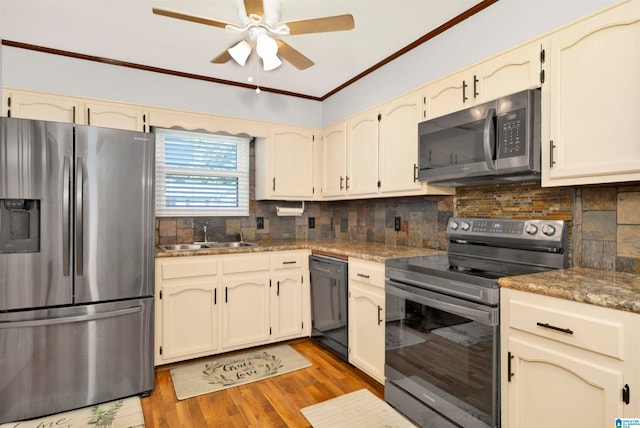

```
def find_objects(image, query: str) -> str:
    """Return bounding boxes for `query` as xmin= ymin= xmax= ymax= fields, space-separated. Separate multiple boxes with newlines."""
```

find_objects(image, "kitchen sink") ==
xmin=157 ymin=242 xmax=258 ymax=252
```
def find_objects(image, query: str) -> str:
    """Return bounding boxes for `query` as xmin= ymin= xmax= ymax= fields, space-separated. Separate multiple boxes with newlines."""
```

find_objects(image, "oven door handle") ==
xmin=386 ymin=282 xmax=497 ymax=324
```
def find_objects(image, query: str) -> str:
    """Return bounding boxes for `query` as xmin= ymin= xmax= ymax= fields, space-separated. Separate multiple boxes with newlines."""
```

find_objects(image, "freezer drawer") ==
xmin=0 ymin=298 xmax=154 ymax=423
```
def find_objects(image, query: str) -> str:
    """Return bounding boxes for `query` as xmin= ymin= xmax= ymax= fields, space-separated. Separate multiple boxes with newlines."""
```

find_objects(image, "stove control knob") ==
xmin=525 ymin=224 xmax=538 ymax=235
xmin=542 ymin=224 xmax=556 ymax=236
xmin=450 ymin=221 xmax=459 ymax=230
xmin=461 ymin=221 xmax=471 ymax=231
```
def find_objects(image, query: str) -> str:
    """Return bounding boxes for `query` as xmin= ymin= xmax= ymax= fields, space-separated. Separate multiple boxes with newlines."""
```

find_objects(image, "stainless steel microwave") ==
xmin=418 ymin=88 xmax=541 ymax=186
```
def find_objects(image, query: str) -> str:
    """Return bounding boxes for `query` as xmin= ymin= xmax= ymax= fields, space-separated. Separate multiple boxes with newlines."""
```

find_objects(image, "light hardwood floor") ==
xmin=141 ymin=339 xmax=385 ymax=427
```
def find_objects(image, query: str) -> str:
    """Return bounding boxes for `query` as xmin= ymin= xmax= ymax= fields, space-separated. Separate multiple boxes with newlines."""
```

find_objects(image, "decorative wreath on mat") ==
xmin=201 ymin=351 xmax=284 ymax=386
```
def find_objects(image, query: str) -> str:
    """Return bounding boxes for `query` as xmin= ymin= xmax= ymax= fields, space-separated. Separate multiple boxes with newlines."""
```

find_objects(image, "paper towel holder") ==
xmin=276 ymin=201 xmax=305 ymax=216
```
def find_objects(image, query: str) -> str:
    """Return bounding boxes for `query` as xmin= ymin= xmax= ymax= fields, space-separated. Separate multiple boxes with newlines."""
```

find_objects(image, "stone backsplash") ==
xmin=155 ymin=149 xmax=640 ymax=274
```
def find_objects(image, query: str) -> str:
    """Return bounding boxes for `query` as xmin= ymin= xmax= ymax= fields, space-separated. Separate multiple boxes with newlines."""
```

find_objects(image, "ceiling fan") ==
xmin=152 ymin=0 xmax=355 ymax=71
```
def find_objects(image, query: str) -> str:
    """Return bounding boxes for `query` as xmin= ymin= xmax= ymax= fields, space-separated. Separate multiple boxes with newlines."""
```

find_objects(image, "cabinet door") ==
xmin=222 ymin=275 xmax=270 ymax=349
xmin=84 ymin=100 xmax=148 ymax=131
xmin=543 ymin=0 xmax=640 ymax=186
xmin=423 ymin=70 xmax=471 ymax=119
xmin=346 ymin=109 xmax=379 ymax=197
xmin=504 ymin=336 xmax=624 ymax=428
xmin=5 ymin=89 xmax=82 ymax=123
xmin=271 ymin=272 xmax=304 ymax=340
xmin=476 ymin=40 xmax=543 ymax=102
xmin=147 ymin=107 xmax=213 ymax=131
xmin=269 ymin=125 xmax=314 ymax=199
xmin=378 ymin=91 xmax=423 ymax=194
xmin=161 ymin=280 xmax=218 ymax=360
xmin=322 ymin=122 xmax=347 ymax=198
xmin=349 ymin=281 xmax=385 ymax=383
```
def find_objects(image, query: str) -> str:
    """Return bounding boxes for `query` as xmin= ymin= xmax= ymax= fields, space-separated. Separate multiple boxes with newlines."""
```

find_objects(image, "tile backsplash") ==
xmin=155 ymin=142 xmax=640 ymax=274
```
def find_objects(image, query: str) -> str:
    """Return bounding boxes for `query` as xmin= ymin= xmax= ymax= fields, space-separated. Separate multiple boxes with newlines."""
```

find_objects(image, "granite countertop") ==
xmin=155 ymin=239 xmax=444 ymax=263
xmin=499 ymin=268 xmax=640 ymax=314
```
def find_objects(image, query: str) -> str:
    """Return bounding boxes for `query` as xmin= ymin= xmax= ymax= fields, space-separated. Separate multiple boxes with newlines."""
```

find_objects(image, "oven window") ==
xmin=385 ymin=293 xmax=497 ymax=426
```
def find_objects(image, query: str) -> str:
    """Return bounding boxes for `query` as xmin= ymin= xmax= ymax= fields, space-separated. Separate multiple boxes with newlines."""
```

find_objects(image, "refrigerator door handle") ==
xmin=0 ymin=305 xmax=142 ymax=329
xmin=76 ymin=157 xmax=84 ymax=276
xmin=63 ymin=156 xmax=71 ymax=277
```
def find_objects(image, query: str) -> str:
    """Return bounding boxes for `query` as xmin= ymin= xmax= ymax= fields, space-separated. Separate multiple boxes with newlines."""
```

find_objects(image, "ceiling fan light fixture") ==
xmin=256 ymin=34 xmax=282 ymax=71
xmin=228 ymin=40 xmax=252 ymax=66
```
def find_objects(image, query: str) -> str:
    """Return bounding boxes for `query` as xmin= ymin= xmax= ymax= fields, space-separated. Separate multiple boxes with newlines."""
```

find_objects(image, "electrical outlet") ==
xmin=309 ymin=217 xmax=315 ymax=229
xmin=257 ymin=216 xmax=264 ymax=230
xmin=394 ymin=216 xmax=401 ymax=232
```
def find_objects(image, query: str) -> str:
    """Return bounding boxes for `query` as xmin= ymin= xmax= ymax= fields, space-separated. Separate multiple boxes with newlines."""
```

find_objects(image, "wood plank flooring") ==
xmin=140 ymin=339 xmax=384 ymax=427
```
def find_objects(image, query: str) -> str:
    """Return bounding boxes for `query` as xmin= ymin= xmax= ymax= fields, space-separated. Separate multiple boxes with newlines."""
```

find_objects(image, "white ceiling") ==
xmin=0 ymin=0 xmax=487 ymax=99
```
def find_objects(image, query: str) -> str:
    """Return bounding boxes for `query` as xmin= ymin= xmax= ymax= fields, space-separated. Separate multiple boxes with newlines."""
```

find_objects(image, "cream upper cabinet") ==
xmin=4 ymin=88 xmax=83 ymax=123
xmin=322 ymin=121 xmax=348 ymax=198
xmin=348 ymin=258 xmax=385 ymax=384
xmin=84 ymin=100 xmax=148 ymax=132
xmin=542 ymin=0 xmax=640 ymax=186
xmin=378 ymin=90 xmax=425 ymax=195
xmin=255 ymin=124 xmax=315 ymax=201
xmin=148 ymin=107 xmax=214 ymax=131
xmin=346 ymin=108 xmax=380 ymax=198
xmin=501 ymin=288 xmax=640 ymax=427
xmin=423 ymin=40 xmax=544 ymax=120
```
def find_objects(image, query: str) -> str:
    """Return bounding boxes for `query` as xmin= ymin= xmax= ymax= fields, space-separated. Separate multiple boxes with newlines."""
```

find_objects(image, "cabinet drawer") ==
xmin=349 ymin=258 xmax=384 ymax=288
xmin=271 ymin=252 xmax=303 ymax=269
xmin=222 ymin=254 xmax=270 ymax=274
xmin=159 ymin=257 xmax=217 ymax=280
xmin=507 ymin=292 xmax=626 ymax=360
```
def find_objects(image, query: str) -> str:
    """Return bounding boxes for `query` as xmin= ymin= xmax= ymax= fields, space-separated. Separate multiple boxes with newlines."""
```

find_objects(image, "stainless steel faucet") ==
xmin=203 ymin=224 xmax=209 ymax=243
xmin=237 ymin=230 xmax=244 ymax=242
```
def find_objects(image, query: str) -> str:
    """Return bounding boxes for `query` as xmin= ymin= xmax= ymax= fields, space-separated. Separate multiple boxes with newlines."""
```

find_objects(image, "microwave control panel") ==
xmin=497 ymin=108 xmax=527 ymax=159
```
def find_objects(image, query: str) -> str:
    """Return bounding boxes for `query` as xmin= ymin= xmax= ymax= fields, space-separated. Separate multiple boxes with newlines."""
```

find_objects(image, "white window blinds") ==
xmin=155 ymin=128 xmax=250 ymax=217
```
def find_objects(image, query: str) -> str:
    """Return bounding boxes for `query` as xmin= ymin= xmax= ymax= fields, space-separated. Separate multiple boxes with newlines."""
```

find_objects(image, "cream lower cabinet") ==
xmin=348 ymin=258 xmax=385 ymax=383
xmin=543 ymin=0 xmax=640 ymax=186
xmin=501 ymin=288 xmax=640 ymax=427
xmin=155 ymin=250 xmax=310 ymax=365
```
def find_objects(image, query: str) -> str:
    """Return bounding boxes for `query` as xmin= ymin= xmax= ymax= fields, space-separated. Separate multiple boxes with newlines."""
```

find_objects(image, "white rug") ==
xmin=301 ymin=389 xmax=416 ymax=428
xmin=431 ymin=321 xmax=493 ymax=346
xmin=0 ymin=397 xmax=144 ymax=428
xmin=170 ymin=344 xmax=312 ymax=400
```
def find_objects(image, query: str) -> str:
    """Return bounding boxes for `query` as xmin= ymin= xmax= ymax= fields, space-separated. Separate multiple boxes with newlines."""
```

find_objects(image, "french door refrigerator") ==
xmin=0 ymin=117 xmax=155 ymax=423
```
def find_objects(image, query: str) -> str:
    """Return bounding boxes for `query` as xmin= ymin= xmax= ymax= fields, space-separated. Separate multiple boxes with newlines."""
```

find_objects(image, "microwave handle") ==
xmin=483 ymin=108 xmax=496 ymax=170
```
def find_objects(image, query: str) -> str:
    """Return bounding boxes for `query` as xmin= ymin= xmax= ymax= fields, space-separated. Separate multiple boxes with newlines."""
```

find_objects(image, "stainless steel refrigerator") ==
xmin=0 ymin=117 xmax=155 ymax=423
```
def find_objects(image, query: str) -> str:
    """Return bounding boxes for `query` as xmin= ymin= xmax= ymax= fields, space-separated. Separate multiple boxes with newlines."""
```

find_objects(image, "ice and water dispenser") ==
xmin=0 ymin=199 xmax=40 ymax=253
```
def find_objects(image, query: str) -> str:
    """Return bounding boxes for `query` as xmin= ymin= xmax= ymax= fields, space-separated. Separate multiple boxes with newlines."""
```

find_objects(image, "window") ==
xmin=155 ymin=128 xmax=250 ymax=217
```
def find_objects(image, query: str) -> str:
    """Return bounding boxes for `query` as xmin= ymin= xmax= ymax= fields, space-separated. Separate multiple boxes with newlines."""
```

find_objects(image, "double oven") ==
xmin=385 ymin=217 xmax=568 ymax=428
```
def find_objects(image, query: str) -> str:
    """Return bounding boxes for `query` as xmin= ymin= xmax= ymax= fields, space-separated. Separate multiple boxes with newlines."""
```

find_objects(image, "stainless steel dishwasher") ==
xmin=309 ymin=254 xmax=349 ymax=361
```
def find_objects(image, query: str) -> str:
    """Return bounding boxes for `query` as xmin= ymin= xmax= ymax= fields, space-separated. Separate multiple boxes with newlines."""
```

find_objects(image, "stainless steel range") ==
xmin=384 ymin=217 xmax=568 ymax=428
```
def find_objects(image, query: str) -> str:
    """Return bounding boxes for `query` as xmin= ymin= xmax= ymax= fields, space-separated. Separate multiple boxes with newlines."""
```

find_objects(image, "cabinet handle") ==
xmin=87 ymin=108 xmax=91 ymax=125
xmin=413 ymin=163 xmax=418 ymax=182
xmin=508 ymin=351 xmax=514 ymax=382
xmin=357 ymin=273 xmax=370 ymax=279
xmin=549 ymin=140 xmax=556 ymax=167
xmin=214 ymin=288 xmax=217 ymax=305
xmin=377 ymin=305 xmax=383 ymax=326
xmin=340 ymin=176 xmax=344 ymax=190
xmin=623 ymin=384 xmax=630 ymax=405
xmin=345 ymin=176 xmax=350 ymax=190
xmin=536 ymin=322 xmax=573 ymax=335
xmin=225 ymin=287 xmax=228 ymax=303
xmin=282 ymin=261 xmax=297 ymax=265
xmin=473 ymin=75 xmax=479 ymax=98
xmin=462 ymin=80 xmax=468 ymax=102
xmin=277 ymin=281 xmax=280 ymax=296
xmin=272 ymin=177 xmax=276 ymax=191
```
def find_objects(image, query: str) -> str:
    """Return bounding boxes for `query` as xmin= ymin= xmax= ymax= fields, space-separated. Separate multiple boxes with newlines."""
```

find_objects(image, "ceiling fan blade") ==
xmin=243 ymin=0 xmax=264 ymax=17
xmin=210 ymin=50 xmax=233 ymax=64
xmin=286 ymin=14 xmax=354 ymax=35
xmin=276 ymin=39 xmax=314 ymax=70
xmin=152 ymin=7 xmax=234 ymax=29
